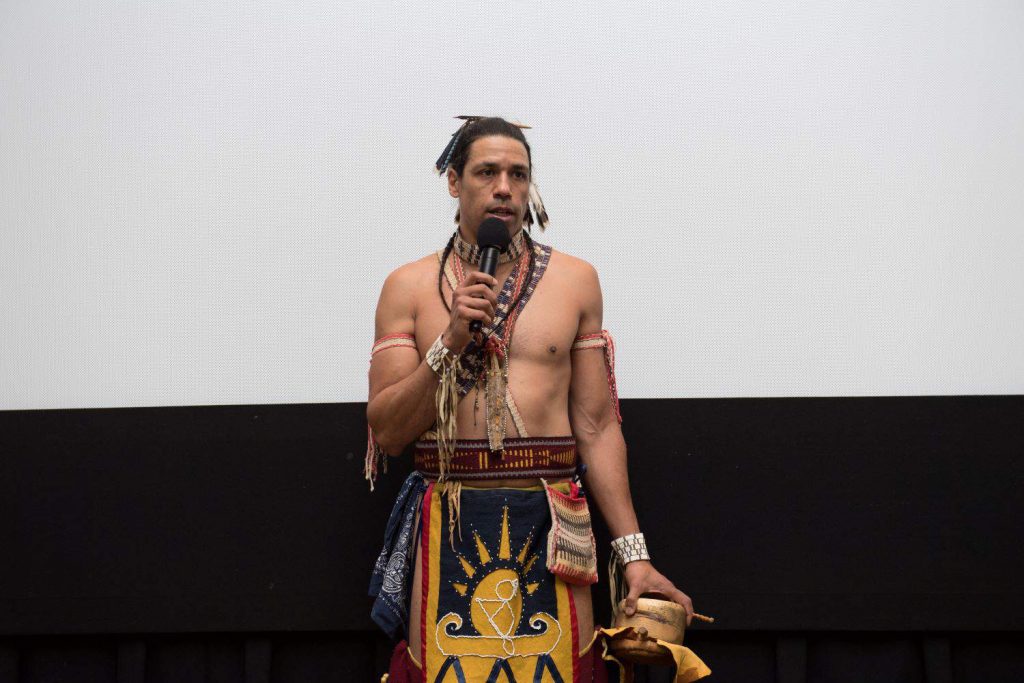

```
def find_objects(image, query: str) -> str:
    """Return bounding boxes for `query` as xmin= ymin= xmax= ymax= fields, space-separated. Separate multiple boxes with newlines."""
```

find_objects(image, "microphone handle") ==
xmin=469 ymin=246 xmax=500 ymax=333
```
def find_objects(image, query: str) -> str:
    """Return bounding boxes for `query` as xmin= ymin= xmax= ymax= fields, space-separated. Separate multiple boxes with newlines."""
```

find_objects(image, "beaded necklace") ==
xmin=438 ymin=230 xmax=551 ymax=452
xmin=452 ymin=226 xmax=527 ymax=265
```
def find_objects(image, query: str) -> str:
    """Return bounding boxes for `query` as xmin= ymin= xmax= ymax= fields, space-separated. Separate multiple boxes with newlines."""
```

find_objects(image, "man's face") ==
xmin=448 ymin=135 xmax=531 ymax=237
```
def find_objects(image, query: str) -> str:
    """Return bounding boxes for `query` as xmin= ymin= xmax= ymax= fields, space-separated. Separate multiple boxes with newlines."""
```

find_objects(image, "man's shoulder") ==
xmin=380 ymin=252 xmax=441 ymax=293
xmin=545 ymin=248 xmax=602 ymax=320
xmin=375 ymin=253 xmax=442 ymax=335
xmin=548 ymin=247 xmax=599 ymax=284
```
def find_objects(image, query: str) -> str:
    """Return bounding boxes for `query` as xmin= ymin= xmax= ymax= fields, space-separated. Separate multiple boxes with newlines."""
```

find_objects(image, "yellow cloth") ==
xmin=422 ymin=482 xmax=578 ymax=681
xmin=597 ymin=626 xmax=712 ymax=683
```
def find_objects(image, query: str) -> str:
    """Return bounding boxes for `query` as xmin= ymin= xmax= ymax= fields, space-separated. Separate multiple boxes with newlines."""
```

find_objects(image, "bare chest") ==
xmin=412 ymin=259 xmax=580 ymax=368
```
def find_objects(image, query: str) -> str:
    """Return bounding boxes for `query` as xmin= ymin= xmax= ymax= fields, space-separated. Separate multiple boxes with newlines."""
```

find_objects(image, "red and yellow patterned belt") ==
xmin=414 ymin=436 xmax=578 ymax=481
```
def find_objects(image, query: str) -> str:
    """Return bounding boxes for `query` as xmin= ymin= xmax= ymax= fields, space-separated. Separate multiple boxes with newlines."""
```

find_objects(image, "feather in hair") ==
xmin=529 ymin=180 xmax=550 ymax=231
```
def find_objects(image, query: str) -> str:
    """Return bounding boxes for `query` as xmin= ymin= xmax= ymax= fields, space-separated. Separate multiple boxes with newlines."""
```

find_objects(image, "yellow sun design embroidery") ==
xmin=436 ymin=506 xmax=562 ymax=658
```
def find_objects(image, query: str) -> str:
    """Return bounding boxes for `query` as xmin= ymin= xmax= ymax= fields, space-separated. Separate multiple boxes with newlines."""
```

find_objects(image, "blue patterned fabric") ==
xmin=368 ymin=471 xmax=426 ymax=639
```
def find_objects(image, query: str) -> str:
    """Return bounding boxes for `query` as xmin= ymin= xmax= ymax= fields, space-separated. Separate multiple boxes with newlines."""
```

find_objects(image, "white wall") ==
xmin=2 ymin=0 xmax=1022 ymax=409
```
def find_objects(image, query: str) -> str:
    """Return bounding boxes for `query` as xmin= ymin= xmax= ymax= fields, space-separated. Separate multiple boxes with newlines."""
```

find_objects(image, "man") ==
xmin=366 ymin=117 xmax=705 ymax=682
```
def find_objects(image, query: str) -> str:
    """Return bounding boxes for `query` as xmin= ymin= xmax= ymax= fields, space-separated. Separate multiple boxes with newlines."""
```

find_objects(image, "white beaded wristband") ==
xmin=611 ymin=532 xmax=651 ymax=565
xmin=425 ymin=334 xmax=459 ymax=375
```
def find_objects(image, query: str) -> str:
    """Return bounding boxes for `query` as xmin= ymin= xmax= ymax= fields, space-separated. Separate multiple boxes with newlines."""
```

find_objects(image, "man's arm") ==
xmin=366 ymin=264 xmax=499 ymax=455
xmin=568 ymin=260 xmax=696 ymax=624
xmin=366 ymin=266 xmax=443 ymax=455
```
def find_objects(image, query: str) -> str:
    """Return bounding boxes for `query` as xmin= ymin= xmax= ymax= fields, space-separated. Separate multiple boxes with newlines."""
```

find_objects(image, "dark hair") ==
xmin=438 ymin=118 xmax=537 ymax=331
xmin=450 ymin=117 xmax=534 ymax=227
xmin=449 ymin=117 xmax=532 ymax=177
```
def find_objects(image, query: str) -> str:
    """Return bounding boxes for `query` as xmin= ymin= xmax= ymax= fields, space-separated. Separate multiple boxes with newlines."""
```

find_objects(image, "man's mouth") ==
xmin=487 ymin=207 xmax=515 ymax=219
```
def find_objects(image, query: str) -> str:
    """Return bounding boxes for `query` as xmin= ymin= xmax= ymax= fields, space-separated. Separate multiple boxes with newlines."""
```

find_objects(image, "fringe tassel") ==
xmin=443 ymin=479 xmax=463 ymax=550
xmin=364 ymin=426 xmax=388 ymax=491
xmin=600 ymin=330 xmax=623 ymax=424
xmin=609 ymin=553 xmax=626 ymax=617
xmin=434 ymin=352 xmax=460 ymax=482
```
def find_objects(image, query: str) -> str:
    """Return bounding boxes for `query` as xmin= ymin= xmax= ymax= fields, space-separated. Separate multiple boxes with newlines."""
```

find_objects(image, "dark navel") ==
xmin=548 ymin=345 xmax=557 ymax=354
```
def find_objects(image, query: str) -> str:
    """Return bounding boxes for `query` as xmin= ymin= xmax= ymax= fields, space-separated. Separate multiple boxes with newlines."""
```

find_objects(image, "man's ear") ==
xmin=447 ymin=168 xmax=459 ymax=198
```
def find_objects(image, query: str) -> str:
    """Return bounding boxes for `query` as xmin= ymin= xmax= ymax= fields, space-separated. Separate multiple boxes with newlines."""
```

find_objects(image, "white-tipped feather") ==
xmin=529 ymin=181 xmax=550 ymax=231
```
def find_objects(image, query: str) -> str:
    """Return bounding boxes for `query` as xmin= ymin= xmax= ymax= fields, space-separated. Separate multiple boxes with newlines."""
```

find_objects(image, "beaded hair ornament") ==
xmin=434 ymin=115 xmax=549 ymax=231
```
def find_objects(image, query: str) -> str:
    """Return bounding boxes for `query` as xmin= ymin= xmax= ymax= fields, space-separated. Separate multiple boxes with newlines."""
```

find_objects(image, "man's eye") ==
xmin=514 ymin=171 xmax=527 ymax=179
xmin=481 ymin=169 xmax=494 ymax=176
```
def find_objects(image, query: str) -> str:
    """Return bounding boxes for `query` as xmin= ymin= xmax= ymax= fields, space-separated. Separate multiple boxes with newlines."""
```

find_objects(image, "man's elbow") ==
xmin=378 ymin=435 xmax=408 ymax=457
xmin=366 ymin=405 xmax=406 ymax=457
xmin=571 ymin=409 xmax=616 ymax=447
xmin=368 ymin=424 xmax=407 ymax=457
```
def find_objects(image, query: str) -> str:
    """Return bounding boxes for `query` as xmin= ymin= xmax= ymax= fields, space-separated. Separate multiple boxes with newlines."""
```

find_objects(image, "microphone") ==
xmin=469 ymin=217 xmax=511 ymax=333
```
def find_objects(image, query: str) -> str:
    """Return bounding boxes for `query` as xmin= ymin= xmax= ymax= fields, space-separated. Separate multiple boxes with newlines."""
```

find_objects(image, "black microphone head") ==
xmin=477 ymin=217 xmax=511 ymax=252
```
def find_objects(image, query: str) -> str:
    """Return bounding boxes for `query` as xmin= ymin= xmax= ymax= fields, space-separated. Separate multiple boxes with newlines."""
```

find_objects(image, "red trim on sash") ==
xmin=420 ymin=482 xmax=433 ymax=683
xmin=567 ymin=584 xmax=581 ymax=682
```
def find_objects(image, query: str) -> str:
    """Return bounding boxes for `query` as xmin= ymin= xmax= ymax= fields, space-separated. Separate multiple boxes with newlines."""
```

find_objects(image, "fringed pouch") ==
xmin=542 ymin=479 xmax=599 ymax=585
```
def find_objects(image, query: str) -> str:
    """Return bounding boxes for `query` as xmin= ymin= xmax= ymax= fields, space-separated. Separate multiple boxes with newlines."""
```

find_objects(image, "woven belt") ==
xmin=414 ymin=436 xmax=578 ymax=481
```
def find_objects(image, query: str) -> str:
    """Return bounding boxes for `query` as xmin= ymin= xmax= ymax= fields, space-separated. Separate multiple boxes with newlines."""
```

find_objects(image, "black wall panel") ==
xmin=1 ymin=396 xmax=1021 ymax=681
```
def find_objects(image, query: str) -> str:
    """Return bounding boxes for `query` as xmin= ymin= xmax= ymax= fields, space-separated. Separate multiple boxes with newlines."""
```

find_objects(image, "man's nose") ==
xmin=494 ymin=172 xmax=512 ymax=198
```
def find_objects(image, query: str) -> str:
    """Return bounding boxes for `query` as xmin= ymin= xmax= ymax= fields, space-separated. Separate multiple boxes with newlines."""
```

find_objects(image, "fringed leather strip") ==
xmin=442 ymin=479 xmax=462 ymax=550
xmin=608 ymin=552 xmax=626 ymax=618
xmin=433 ymin=351 xmax=460 ymax=482
xmin=571 ymin=330 xmax=623 ymax=423
xmin=364 ymin=425 xmax=388 ymax=491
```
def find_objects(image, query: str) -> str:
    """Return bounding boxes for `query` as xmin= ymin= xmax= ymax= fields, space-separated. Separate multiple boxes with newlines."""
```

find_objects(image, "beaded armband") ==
xmin=370 ymin=333 xmax=417 ymax=357
xmin=611 ymin=532 xmax=651 ymax=565
xmin=570 ymin=329 xmax=623 ymax=423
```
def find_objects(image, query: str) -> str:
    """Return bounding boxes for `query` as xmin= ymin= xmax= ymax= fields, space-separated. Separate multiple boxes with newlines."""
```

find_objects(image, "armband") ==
xmin=570 ymin=329 xmax=622 ymax=423
xmin=370 ymin=333 xmax=417 ymax=357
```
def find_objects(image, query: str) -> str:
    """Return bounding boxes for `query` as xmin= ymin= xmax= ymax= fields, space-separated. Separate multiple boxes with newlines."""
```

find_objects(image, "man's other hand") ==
xmin=622 ymin=560 xmax=695 ymax=626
